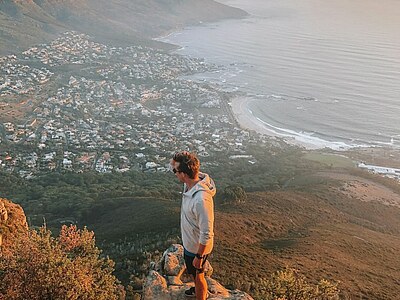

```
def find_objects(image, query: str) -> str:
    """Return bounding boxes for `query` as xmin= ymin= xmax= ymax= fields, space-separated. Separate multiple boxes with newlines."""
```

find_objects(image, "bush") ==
xmin=256 ymin=267 xmax=340 ymax=300
xmin=0 ymin=225 xmax=124 ymax=300
xmin=221 ymin=185 xmax=247 ymax=204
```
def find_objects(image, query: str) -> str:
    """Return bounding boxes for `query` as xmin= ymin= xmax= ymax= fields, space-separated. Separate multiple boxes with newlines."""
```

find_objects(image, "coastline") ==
xmin=229 ymin=97 xmax=275 ymax=138
xmin=153 ymin=4 xmax=248 ymax=51
xmin=230 ymin=96 xmax=400 ymax=174
xmin=158 ymin=1 xmax=400 ymax=165
xmin=229 ymin=96 xmax=322 ymax=149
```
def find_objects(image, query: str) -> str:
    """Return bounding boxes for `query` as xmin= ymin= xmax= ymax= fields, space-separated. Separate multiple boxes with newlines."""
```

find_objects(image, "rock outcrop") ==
xmin=0 ymin=198 xmax=28 ymax=249
xmin=143 ymin=244 xmax=253 ymax=300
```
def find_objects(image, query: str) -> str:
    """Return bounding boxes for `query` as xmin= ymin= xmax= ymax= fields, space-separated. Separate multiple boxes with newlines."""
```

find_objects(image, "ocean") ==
xmin=159 ymin=0 xmax=400 ymax=150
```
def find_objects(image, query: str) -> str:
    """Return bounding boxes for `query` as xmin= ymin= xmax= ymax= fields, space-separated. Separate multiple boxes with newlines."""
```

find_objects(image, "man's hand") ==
xmin=192 ymin=257 xmax=203 ymax=269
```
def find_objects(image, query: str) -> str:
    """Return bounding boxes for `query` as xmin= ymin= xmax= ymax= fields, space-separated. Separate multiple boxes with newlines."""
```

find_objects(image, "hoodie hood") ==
xmin=183 ymin=172 xmax=216 ymax=198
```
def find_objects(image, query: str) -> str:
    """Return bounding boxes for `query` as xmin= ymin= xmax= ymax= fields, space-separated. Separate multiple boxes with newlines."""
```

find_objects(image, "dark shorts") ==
xmin=184 ymin=252 xmax=209 ymax=277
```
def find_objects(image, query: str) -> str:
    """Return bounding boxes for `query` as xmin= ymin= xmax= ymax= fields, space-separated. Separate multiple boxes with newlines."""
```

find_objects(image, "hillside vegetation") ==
xmin=0 ymin=198 xmax=341 ymax=300
xmin=0 ymin=224 xmax=124 ymax=299
xmin=1 ymin=148 xmax=400 ymax=299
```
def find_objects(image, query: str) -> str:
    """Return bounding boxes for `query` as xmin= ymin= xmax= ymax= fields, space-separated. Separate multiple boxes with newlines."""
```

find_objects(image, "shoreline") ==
xmin=229 ymin=97 xmax=275 ymax=138
xmin=229 ymin=96 xmax=326 ymax=150
xmin=153 ymin=1 xmax=249 ymax=42
xmin=229 ymin=96 xmax=400 ymax=172
xmin=229 ymin=96 xmax=400 ymax=154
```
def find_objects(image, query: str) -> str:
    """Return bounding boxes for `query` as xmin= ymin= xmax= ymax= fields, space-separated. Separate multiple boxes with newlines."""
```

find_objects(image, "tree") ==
xmin=0 ymin=225 xmax=124 ymax=300
xmin=222 ymin=185 xmax=247 ymax=204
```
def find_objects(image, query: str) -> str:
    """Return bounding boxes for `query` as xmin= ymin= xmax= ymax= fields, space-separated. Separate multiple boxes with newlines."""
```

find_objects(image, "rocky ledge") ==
xmin=143 ymin=244 xmax=253 ymax=300
xmin=0 ymin=198 xmax=28 ymax=249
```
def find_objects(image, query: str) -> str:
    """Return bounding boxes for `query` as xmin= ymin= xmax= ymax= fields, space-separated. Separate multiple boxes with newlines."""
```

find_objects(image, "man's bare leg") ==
xmin=195 ymin=272 xmax=207 ymax=300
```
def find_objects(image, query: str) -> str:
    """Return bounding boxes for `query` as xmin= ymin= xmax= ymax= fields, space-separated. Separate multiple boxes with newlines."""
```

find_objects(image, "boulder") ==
xmin=0 ymin=201 xmax=8 ymax=222
xmin=162 ymin=244 xmax=186 ymax=277
xmin=143 ymin=270 xmax=170 ymax=300
xmin=143 ymin=244 xmax=254 ymax=300
xmin=0 ymin=198 xmax=28 ymax=249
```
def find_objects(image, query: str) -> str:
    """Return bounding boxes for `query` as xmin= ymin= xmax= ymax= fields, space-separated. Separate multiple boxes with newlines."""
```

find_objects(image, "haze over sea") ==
xmin=160 ymin=0 xmax=400 ymax=150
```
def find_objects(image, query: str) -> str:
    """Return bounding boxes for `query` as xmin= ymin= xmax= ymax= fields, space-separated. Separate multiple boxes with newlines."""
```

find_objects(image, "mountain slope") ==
xmin=81 ymin=171 xmax=400 ymax=299
xmin=0 ymin=0 xmax=65 ymax=54
xmin=212 ymin=175 xmax=400 ymax=299
xmin=0 ymin=0 xmax=247 ymax=55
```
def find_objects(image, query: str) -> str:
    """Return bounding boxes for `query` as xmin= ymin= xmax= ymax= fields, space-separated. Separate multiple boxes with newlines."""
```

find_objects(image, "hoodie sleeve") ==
xmin=195 ymin=192 xmax=214 ymax=246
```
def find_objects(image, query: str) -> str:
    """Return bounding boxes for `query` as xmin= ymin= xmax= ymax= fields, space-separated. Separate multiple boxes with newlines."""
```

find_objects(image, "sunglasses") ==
xmin=172 ymin=168 xmax=182 ymax=174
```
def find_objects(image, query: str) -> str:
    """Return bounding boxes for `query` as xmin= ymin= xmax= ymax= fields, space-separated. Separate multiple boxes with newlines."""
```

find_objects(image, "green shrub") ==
xmin=221 ymin=185 xmax=247 ymax=204
xmin=256 ymin=267 xmax=340 ymax=300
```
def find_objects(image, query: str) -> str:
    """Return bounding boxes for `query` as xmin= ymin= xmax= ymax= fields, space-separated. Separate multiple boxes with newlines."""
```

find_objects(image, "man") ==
xmin=170 ymin=151 xmax=216 ymax=300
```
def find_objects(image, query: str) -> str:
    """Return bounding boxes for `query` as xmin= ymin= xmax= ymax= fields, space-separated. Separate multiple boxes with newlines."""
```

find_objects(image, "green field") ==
xmin=303 ymin=152 xmax=355 ymax=168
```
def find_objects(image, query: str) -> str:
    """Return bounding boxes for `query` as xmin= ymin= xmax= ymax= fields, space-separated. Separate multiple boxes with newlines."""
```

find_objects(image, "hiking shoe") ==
xmin=185 ymin=287 xmax=211 ymax=299
xmin=184 ymin=287 xmax=196 ymax=298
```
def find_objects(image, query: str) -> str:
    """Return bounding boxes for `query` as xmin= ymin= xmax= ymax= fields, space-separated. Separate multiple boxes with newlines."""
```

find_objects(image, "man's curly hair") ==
xmin=172 ymin=151 xmax=200 ymax=179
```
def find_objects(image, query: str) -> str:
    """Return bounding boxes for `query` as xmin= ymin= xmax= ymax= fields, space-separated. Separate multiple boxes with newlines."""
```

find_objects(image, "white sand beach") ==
xmin=229 ymin=97 xmax=321 ymax=149
xmin=229 ymin=97 xmax=276 ymax=137
xmin=229 ymin=97 xmax=381 ymax=151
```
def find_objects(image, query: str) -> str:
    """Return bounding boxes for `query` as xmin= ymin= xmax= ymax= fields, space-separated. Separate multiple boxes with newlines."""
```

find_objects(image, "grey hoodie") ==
xmin=181 ymin=172 xmax=216 ymax=255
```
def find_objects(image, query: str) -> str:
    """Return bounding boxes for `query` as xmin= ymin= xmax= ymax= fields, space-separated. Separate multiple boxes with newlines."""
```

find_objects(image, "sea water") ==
xmin=159 ymin=0 xmax=400 ymax=150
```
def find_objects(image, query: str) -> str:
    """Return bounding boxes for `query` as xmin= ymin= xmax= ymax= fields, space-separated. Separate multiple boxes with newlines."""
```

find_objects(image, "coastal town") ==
xmin=2 ymin=32 xmax=399 ymax=182
xmin=0 ymin=32 xmax=270 ymax=178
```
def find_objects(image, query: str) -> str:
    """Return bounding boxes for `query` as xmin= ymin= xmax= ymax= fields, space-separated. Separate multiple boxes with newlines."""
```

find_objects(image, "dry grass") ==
xmin=211 ymin=172 xmax=400 ymax=299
